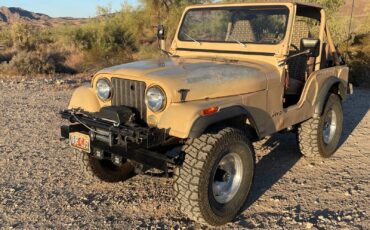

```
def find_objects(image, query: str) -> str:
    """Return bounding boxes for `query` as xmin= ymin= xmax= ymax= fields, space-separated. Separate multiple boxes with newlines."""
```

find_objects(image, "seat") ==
xmin=226 ymin=17 xmax=256 ymax=42
xmin=285 ymin=20 xmax=311 ymax=96
xmin=289 ymin=20 xmax=311 ymax=81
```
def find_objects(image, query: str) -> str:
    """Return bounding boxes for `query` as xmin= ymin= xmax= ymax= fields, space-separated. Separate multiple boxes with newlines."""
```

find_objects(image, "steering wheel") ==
xmin=290 ymin=44 xmax=300 ymax=51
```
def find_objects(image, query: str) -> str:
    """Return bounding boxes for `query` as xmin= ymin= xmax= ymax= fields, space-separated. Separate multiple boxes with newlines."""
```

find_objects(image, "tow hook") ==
xmin=93 ymin=148 xmax=123 ymax=166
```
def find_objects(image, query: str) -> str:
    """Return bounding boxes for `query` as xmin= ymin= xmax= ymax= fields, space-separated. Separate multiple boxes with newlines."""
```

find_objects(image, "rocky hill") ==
xmin=0 ymin=6 xmax=51 ymax=23
xmin=0 ymin=6 xmax=85 ymax=27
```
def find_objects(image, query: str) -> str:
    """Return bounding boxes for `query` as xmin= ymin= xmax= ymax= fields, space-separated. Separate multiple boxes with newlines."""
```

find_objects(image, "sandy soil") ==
xmin=0 ymin=78 xmax=369 ymax=229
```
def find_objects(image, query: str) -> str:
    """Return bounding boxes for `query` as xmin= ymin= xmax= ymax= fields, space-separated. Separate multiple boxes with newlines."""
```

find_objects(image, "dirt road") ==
xmin=0 ymin=79 xmax=369 ymax=229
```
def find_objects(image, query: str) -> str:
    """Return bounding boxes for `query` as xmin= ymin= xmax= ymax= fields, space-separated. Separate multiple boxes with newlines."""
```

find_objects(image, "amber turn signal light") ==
xmin=201 ymin=107 xmax=219 ymax=116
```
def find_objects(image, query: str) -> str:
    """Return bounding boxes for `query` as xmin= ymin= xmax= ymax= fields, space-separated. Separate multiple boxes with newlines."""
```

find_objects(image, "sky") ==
xmin=0 ymin=0 xmax=139 ymax=18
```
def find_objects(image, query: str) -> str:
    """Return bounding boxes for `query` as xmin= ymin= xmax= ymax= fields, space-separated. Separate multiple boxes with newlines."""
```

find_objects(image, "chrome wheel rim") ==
xmin=212 ymin=152 xmax=243 ymax=204
xmin=323 ymin=109 xmax=337 ymax=144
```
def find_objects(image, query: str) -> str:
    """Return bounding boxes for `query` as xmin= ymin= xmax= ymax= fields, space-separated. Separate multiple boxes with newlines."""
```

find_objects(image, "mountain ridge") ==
xmin=0 ymin=6 xmax=85 ymax=27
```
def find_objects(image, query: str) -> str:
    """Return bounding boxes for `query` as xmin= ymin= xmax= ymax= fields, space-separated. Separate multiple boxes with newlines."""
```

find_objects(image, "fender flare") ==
xmin=188 ymin=106 xmax=260 ymax=139
xmin=313 ymin=76 xmax=346 ymax=118
xmin=68 ymin=86 xmax=101 ymax=112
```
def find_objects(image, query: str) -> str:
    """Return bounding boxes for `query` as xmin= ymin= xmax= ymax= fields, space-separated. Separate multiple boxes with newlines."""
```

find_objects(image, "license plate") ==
xmin=69 ymin=132 xmax=91 ymax=153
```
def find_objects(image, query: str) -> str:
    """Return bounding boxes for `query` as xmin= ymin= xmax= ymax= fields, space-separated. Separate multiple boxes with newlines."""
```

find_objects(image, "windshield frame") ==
xmin=177 ymin=5 xmax=290 ymax=46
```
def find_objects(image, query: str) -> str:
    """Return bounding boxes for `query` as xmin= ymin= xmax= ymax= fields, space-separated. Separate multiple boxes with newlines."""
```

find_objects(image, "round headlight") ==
xmin=96 ymin=78 xmax=111 ymax=100
xmin=146 ymin=86 xmax=166 ymax=112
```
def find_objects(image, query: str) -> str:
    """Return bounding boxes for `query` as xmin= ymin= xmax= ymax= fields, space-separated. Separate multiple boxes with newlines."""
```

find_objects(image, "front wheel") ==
xmin=297 ymin=94 xmax=343 ymax=158
xmin=173 ymin=127 xmax=255 ymax=226
xmin=76 ymin=151 xmax=136 ymax=183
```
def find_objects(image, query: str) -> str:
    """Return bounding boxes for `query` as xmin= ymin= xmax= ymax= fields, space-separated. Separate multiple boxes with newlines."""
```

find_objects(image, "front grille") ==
xmin=111 ymin=78 xmax=147 ymax=122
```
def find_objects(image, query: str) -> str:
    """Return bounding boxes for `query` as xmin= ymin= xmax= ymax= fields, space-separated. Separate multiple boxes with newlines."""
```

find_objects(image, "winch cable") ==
xmin=70 ymin=111 xmax=110 ymax=136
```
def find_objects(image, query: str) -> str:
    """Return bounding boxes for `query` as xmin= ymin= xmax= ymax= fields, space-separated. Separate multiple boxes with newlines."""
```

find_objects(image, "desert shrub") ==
xmin=347 ymin=34 xmax=370 ymax=88
xmin=117 ymin=0 xmax=210 ymax=56
xmin=95 ymin=20 xmax=136 ymax=55
xmin=10 ymin=23 xmax=54 ymax=51
xmin=0 ymin=24 xmax=76 ymax=75
xmin=62 ymin=14 xmax=137 ymax=69
xmin=68 ymin=27 xmax=95 ymax=50
xmin=1 ymin=1 xmax=211 ymax=75
xmin=5 ymin=49 xmax=73 ymax=75
xmin=0 ymin=51 xmax=15 ymax=63
xmin=0 ymin=26 xmax=13 ymax=47
xmin=63 ymin=51 xmax=88 ymax=73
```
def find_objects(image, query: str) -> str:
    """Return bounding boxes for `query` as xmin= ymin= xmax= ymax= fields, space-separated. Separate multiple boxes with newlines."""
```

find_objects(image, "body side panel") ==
xmin=282 ymin=66 xmax=349 ymax=128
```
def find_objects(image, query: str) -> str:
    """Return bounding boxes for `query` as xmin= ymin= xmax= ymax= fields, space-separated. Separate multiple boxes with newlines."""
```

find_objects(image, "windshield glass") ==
xmin=179 ymin=6 xmax=289 ymax=44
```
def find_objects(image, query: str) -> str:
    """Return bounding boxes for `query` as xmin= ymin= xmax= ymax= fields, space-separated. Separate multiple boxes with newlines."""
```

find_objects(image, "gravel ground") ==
xmin=0 ymin=78 xmax=369 ymax=229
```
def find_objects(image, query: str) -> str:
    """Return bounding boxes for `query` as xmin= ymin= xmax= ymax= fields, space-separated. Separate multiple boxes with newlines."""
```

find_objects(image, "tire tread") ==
xmin=174 ymin=127 xmax=253 ymax=225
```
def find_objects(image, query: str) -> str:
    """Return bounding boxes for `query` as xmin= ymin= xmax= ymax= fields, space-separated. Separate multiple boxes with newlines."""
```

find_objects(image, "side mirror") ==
xmin=157 ymin=25 xmax=165 ymax=40
xmin=300 ymin=38 xmax=320 ymax=57
xmin=157 ymin=25 xmax=166 ymax=51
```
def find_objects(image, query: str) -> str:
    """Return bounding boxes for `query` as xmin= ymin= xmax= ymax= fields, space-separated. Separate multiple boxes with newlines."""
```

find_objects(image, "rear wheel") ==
xmin=76 ymin=151 xmax=136 ymax=183
xmin=173 ymin=127 xmax=255 ymax=226
xmin=297 ymin=94 xmax=343 ymax=158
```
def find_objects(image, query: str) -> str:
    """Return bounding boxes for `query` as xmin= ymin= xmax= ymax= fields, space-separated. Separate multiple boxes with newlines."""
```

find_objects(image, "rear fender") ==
xmin=297 ymin=67 xmax=348 ymax=119
xmin=313 ymin=76 xmax=346 ymax=118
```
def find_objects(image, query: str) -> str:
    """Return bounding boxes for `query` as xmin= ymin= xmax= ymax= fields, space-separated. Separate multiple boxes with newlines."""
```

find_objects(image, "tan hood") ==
xmin=98 ymin=58 xmax=275 ymax=103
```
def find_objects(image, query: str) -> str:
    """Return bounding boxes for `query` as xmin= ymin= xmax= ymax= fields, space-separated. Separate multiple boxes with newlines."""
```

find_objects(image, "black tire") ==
xmin=173 ymin=127 xmax=255 ymax=226
xmin=76 ymin=151 xmax=136 ymax=183
xmin=297 ymin=94 xmax=343 ymax=158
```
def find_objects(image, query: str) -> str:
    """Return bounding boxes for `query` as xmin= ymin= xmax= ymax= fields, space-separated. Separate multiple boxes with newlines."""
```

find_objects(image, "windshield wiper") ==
xmin=181 ymin=32 xmax=201 ymax=45
xmin=228 ymin=35 xmax=246 ymax=47
xmin=161 ymin=49 xmax=172 ymax=56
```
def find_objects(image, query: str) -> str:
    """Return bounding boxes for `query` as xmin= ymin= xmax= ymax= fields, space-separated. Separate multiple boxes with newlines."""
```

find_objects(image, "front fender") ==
xmin=157 ymin=96 xmax=246 ymax=139
xmin=188 ymin=106 xmax=261 ymax=138
xmin=157 ymin=101 xmax=225 ymax=139
xmin=156 ymin=94 xmax=270 ymax=139
xmin=68 ymin=87 xmax=101 ymax=112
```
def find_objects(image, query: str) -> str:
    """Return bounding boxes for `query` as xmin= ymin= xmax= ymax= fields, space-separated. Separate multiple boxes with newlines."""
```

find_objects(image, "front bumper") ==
xmin=60 ymin=109 xmax=177 ymax=171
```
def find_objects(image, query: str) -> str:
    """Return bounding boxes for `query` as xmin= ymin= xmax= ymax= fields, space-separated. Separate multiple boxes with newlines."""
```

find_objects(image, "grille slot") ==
xmin=111 ymin=78 xmax=147 ymax=122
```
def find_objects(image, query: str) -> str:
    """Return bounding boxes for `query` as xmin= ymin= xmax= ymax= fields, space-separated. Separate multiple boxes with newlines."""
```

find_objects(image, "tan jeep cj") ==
xmin=60 ymin=1 xmax=351 ymax=226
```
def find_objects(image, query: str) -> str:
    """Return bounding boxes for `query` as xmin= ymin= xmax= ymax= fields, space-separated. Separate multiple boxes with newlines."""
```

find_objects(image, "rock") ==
xmin=343 ymin=215 xmax=352 ymax=221
xmin=345 ymin=188 xmax=352 ymax=196
xmin=318 ymin=215 xmax=326 ymax=221
xmin=305 ymin=222 xmax=314 ymax=229
xmin=56 ymin=80 xmax=64 ymax=85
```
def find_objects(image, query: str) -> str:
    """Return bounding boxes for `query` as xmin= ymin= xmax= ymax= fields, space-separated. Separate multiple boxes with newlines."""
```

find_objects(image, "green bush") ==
xmin=67 ymin=17 xmax=136 ymax=58
xmin=10 ymin=23 xmax=54 ymax=51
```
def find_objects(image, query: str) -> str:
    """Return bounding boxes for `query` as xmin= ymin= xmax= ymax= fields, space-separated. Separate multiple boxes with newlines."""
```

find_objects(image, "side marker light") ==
xmin=201 ymin=107 xmax=219 ymax=116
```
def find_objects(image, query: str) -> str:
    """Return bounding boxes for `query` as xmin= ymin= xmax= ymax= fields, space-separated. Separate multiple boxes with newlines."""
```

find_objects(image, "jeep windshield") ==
xmin=179 ymin=6 xmax=289 ymax=44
